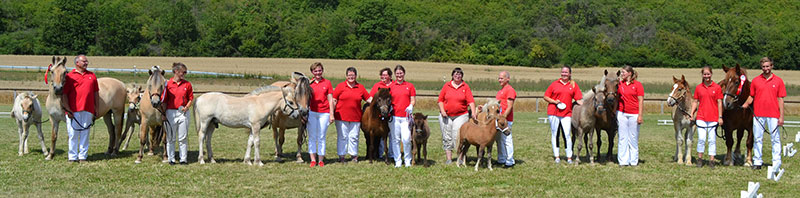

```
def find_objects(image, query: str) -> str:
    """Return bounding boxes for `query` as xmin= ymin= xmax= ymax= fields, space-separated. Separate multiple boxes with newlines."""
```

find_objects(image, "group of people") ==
xmin=58 ymin=55 xmax=786 ymax=170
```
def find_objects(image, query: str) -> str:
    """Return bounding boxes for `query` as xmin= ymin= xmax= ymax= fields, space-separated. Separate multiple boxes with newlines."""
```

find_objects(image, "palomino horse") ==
xmin=457 ymin=99 xmax=509 ymax=171
xmin=135 ymin=66 xmax=167 ymax=164
xmin=361 ymin=88 xmax=393 ymax=164
xmin=44 ymin=56 xmax=127 ymax=160
xmin=120 ymin=84 xmax=144 ymax=150
xmin=12 ymin=91 xmax=48 ymax=156
xmin=667 ymin=75 xmax=695 ymax=165
xmin=571 ymin=84 xmax=606 ymax=165
xmin=719 ymin=64 xmax=754 ymax=166
xmin=194 ymin=85 xmax=301 ymax=165
xmin=269 ymin=72 xmax=312 ymax=163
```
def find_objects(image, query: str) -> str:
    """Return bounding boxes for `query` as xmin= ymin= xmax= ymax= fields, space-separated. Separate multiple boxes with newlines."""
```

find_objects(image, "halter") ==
xmin=668 ymin=85 xmax=692 ymax=117
xmin=495 ymin=119 xmax=510 ymax=135
xmin=280 ymin=87 xmax=301 ymax=117
xmin=592 ymin=92 xmax=605 ymax=113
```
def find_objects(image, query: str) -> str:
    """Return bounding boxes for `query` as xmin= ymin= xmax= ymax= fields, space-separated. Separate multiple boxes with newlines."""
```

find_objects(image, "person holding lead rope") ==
xmin=689 ymin=66 xmax=723 ymax=169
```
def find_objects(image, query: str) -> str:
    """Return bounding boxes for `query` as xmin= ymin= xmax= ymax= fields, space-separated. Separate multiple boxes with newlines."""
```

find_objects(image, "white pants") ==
xmin=439 ymin=114 xmax=469 ymax=151
xmin=549 ymin=116 xmax=573 ymax=158
xmin=66 ymin=111 xmax=93 ymax=161
xmin=617 ymin=111 xmax=640 ymax=166
xmin=495 ymin=121 xmax=514 ymax=165
xmin=390 ymin=116 xmax=411 ymax=166
xmin=753 ymin=117 xmax=781 ymax=166
xmin=307 ymin=111 xmax=330 ymax=155
xmin=696 ymin=120 xmax=717 ymax=155
xmin=336 ymin=121 xmax=360 ymax=156
xmin=166 ymin=109 xmax=190 ymax=163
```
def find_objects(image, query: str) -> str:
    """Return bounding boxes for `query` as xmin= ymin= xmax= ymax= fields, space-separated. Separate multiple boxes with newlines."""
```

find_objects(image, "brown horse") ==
xmin=410 ymin=113 xmax=430 ymax=167
xmin=719 ymin=64 xmax=754 ymax=166
xmin=566 ymin=70 xmax=618 ymax=162
xmin=44 ymin=56 xmax=127 ymax=160
xmin=667 ymin=75 xmax=695 ymax=165
xmin=269 ymin=72 xmax=312 ymax=163
xmin=571 ymin=84 xmax=606 ymax=165
xmin=135 ymin=66 xmax=167 ymax=164
xmin=361 ymin=88 xmax=392 ymax=164
xmin=456 ymin=113 xmax=509 ymax=171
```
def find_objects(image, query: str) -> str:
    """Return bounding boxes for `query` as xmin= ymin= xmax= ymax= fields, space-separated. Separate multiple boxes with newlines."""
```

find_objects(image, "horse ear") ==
xmin=616 ymin=70 xmax=621 ymax=77
xmin=604 ymin=69 xmax=608 ymax=76
xmin=148 ymin=69 xmax=153 ymax=75
xmin=422 ymin=115 xmax=428 ymax=119
xmin=59 ymin=56 xmax=66 ymax=66
xmin=52 ymin=56 xmax=56 ymax=64
xmin=735 ymin=63 xmax=741 ymax=71
xmin=161 ymin=69 xmax=165 ymax=76
xmin=722 ymin=64 xmax=729 ymax=72
xmin=680 ymin=75 xmax=686 ymax=82
xmin=672 ymin=76 xmax=678 ymax=83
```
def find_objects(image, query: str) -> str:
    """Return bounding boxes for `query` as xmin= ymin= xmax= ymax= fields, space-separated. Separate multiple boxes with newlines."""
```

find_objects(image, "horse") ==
xmin=269 ymin=72 xmax=312 ymax=163
xmin=194 ymin=84 xmax=302 ymax=165
xmin=120 ymin=84 xmax=144 ymax=150
xmin=564 ymin=69 xmax=619 ymax=163
xmin=44 ymin=56 xmax=127 ymax=160
xmin=11 ymin=91 xmax=48 ymax=156
xmin=134 ymin=66 xmax=168 ymax=164
xmin=667 ymin=75 xmax=695 ymax=165
xmin=571 ymin=84 xmax=606 ymax=165
xmin=360 ymin=88 xmax=393 ymax=164
xmin=718 ymin=64 xmax=754 ymax=166
xmin=456 ymin=111 xmax=509 ymax=171
xmin=410 ymin=113 xmax=430 ymax=167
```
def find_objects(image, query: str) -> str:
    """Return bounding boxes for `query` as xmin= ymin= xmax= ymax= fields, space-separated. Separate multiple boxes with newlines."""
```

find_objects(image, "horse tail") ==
xmin=193 ymin=103 xmax=200 ymax=133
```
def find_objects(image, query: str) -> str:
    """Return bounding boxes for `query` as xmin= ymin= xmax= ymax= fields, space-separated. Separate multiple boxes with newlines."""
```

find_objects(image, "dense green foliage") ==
xmin=2 ymin=0 xmax=800 ymax=69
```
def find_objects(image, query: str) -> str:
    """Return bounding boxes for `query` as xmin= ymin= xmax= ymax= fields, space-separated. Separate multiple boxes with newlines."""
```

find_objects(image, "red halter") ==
xmin=736 ymin=75 xmax=745 ymax=95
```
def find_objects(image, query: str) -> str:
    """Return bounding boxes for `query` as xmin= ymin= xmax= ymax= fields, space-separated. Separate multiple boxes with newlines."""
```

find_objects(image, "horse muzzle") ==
xmin=53 ymin=85 xmax=63 ymax=95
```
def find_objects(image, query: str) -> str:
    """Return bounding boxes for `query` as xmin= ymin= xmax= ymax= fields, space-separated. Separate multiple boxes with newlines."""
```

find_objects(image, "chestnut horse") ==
xmin=718 ymin=64 xmax=754 ymax=166
xmin=410 ymin=113 xmax=430 ymax=167
xmin=361 ymin=88 xmax=392 ymax=164
xmin=457 ymin=110 xmax=509 ymax=171
xmin=667 ymin=75 xmax=695 ymax=165
xmin=269 ymin=72 xmax=312 ymax=163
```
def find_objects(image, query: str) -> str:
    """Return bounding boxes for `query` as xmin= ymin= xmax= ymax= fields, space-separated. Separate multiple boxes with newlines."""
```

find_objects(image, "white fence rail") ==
xmin=0 ymin=65 xmax=272 ymax=79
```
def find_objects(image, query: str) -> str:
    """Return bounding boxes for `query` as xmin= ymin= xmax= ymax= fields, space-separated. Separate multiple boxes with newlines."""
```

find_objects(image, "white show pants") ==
xmin=307 ymin=111 xmax=330 ymax=156
xmin=696 ymin=120 xmax=717 ymax=155
xmin=390 ymin=116 xmax=411 ymax=167
xmin=495 ymin=121 xmax=514 ymax=166
xmin=336 ymin=121 xmax=361 ymax=156
xmin=166 ymin=109 xmax=190 ymax=163
xmin=753 ymin=117 xmax=781 ymax=166
xmin=66 ymin=111 xmax=93 ymax=161
xmin=549 ymin=116 xmax=573 ymax=158
xmin=617 ymin=111 xmax=640 ymax=166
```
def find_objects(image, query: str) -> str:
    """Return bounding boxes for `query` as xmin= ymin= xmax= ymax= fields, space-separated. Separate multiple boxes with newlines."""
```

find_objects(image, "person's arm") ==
xmin=328 ymin=93 xmax=335 ymax=123
xmin=689 ymin=99 xmax=698 ymax=120
xmin=61 ymin=96 xmax=73 ymax=118
xmin=503 ymin=99 xmax=514 ymax=118
xmin=741 ymin=96 xmax=754 ymax=109
xmin=637 ymin=96 xmax=644 ymax=124
xmin=438 ymin=102 xmax=447 ymax=117
xmin=716 ymin=99 xmax=723 ymax=125
xmin=543 ymin=96 xmax=559 ymax=104
xmin=778 ymin=97 xmax=785 ymax=126
xmin=468 ymin=102 xmax=477 ymax=120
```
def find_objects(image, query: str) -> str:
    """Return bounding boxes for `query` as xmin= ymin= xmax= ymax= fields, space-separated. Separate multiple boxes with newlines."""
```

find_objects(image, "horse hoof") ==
xmin=210 ymin=159 xmax=217 ymax=164
xmin=162 ymin=160 xmax=169 ymax=163
xmin=134 ymin=160 xmax=142 ymax=164
xmin=18 ymin=153 xmax=23 ymax=156
xmin=147 ymin=152 xmax=154 ymax=156
xmin=199 ymin=160 xmax=206 ymax=164
xmin=257 ymin=162 xmax=264 ymax=166
xmin=744 ymin=162 xmax=752 ymax=167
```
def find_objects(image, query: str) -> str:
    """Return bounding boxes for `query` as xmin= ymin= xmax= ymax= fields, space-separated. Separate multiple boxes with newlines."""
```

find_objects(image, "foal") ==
xmin=410 ymin=113 xmax=430 ymax=167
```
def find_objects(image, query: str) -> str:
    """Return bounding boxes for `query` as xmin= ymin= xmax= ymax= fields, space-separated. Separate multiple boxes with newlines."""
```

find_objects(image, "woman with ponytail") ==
xmin=543 ymin=66 xmax=583 ymax=164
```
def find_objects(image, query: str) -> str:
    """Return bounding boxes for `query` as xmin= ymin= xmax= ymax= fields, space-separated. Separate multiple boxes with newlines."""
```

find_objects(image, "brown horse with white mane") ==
xmin=361 ymin=88 xmax=392 ymax=164
xmin=718 ymin=64 xmax=754 ymax=166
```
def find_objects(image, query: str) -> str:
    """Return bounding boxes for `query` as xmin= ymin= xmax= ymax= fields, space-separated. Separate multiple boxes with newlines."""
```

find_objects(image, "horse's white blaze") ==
xmin=667 ymin=83 xmax=678 ymax=104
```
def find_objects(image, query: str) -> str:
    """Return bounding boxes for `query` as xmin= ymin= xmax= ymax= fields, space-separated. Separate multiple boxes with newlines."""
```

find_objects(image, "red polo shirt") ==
xmin=497 ymin=84 xmax=517 ymax=121
xmin=164 ymin=78 xmax=194 ymax=110
xmin=438 ymin=81 xmax=475 ymax=117
xmin=369 ymin=81 xmax=392 ymax=97
xmin=63 ymin=69 xmax=99 ymax=115
xmin=618 ymin=80 xmax=644 ymax=114
xmin=750 ymin=74 xmax=786 ymax=118
xmin=390 ymin=81 xmax=416 ymax=117
xmin=310 ymin=78 xmax=333 ymax=113
xmin=333 ymin=81 xmax=369 ymax=122
xmin=544 ymin=80 xmax=583 ymax=117
xmin=693 ymin=82 xmax=722 ymax=122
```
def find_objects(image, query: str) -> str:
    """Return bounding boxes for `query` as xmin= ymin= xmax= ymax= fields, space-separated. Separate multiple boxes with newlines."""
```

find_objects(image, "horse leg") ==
xmin=113 ymin=110 xmax=125 ymax=155
xmin=245 ymin=132 xmax=254 ymax=165
xmin=35 ymin=123 xmax=49 ymax=156
xmin=207 ymin=127 xmax=216 ymax=164
xmin=723 ymin=127 xmax=734 ymax=166
xmin=146 ymin=126 xmax=156 ymax=156
xmin=746 ymin=128 xmax=754 ymax=167
xmin=685 ymin=126 xmax=694 ymax=166
xmin=588 ymin=128 xmax=595 ymax=164
xmin=253 ymin=127 xmax=264 ymax=166
xmin=197 ymin=122 xmax=207 ymax=164
xmin=734 ymin=128 xmax=744 ymax=161
xmin=606 ymin=129 xmax=615 ymax=162
xmin=121 ymin=118 xmax=134 ymax=150
xmin=272 ymin=126 xmax=283 ymax=162
xmin=487 ymin=144 xmax=493 ymax=171
xmin=411 ymin=140 xmax=418 ymax=166
xmin=423 ymin=142 xmax=429 ymax=167
xmin=17 ymin=121 xmax=24 ymax=156
xmin=475 ymin=146 xmax=484 ymax=171
xmin=296 ymin=126 xmax=305 ymax=163
xmin=46 ymin=118 xmax=59 ymax=160
xmin=135 ymin=121 xmax=148 ymax=163
xmin=23 ymin=123 xmax=32 ymax=154
xmin=382 ymin=136 xmax=390 ymax=165
xmin=675 ymin=124 xmax=683 ymax=164
xmin=104 ymin=115 xmax=115 ymax=155
xmin=574 ymin=127 xmax=584 ymax=165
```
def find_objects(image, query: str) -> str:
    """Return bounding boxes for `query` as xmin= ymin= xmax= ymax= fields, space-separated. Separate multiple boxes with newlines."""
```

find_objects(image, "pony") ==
xmin=194 ymin=84 xmax=301 ymax=165
xmin=456 ymin=102 xmax=509 ymax=171
xmin=667 ymin=75 xmax=695 ymax=165
xmin=134 ymin=66 xmax=168 ymax=164
xmin=360 ymin=88 xmax=393 ymax=164
xmin=570 ymin=84 xmax=606 ymax=165
xmin=120 ymin=84 xmax=144 ymax=150
xmin=564 ymin=70 xmax=619 ymax=163
xmin=269 ymin=72 xmax=312 ymax=163
xmin=718 ymin=64 xmax=754 ymax=166
xmin=410 ymin=113 xmax=430 ymax=167
xmin=44 ymin=56 xmax=127 ymax=160
xmin=11 ymin=91 xmax=48 ymax=156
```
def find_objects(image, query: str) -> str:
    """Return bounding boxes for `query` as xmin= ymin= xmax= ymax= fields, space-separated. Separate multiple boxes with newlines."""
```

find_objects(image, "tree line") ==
xmin=2 ymin=0 xmax=799 ymax=70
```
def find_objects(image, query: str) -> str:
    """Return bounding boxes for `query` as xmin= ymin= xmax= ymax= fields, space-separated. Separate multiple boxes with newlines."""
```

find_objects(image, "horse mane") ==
xmin=377 ymin=88 xmax=391 ymax=98
xmin=248 ymin=85 xmax=283 ymax=96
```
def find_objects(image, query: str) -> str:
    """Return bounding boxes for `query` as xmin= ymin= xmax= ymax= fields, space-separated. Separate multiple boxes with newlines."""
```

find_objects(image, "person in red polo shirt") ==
xmin=742 ymin=57 xmax=786 ymax=169
xmin=61 ymin=55 xmax=99 ymax=163
xmin=616 ymin=65 xmax=644 ymax=166
xmin=688 ymin=66 xmax=723 ymax=168
xmin=496 ymin=71 xmax=517 ymax=167
xmin=307 ymin=62 xmax=334 ymax=167
xmin=367 ymin=67 xmax=393 ymax=159
xmin=437 ymin=67 xmax=476 ymax=165
xmin=544 ymin=66 xmax=583 ymax=164
xmin=332 ymin=67 xmax=369 ymax=163
xmin=163 ymin=62 xmax=193 ymax=165
xmin=389 ymin=65 xmax=416 ymax=168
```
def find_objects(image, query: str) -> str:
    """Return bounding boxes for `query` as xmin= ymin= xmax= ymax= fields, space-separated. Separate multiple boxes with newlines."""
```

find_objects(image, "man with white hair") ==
xmin=61 ymin=54 xmax=99 ymax=163
xmin=495 ymin=71 xmax=516 ymax=168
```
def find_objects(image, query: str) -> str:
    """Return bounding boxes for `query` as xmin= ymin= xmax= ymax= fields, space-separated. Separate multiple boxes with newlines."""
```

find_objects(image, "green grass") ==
xmin=1 ymin=105 xmax=799 ymax=197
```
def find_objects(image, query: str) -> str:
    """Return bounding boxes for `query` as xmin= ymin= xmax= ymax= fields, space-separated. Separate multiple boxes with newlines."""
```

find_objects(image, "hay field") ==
xmin=3 ymin=55 xmax=799 ymax=86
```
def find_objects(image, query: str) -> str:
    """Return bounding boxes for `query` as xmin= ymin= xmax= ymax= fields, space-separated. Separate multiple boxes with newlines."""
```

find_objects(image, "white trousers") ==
xmin=549 ymin=116 xmax=573 ymax=158
xmin=66 ymin=111 xmax=93 ymax=161
xmin=617 ymin=111 xmax=640 ymax=166
xmin=696 ymin=120 xmax=717 ymax=155
xmin=439 ymin=114 xmax=469 ymax=151
xmin=166 ymin=109 xmax=190 ymax=163
xmin=390 ymin=116 xmax=411 ymax=166
xmin=336 ymin=121 xmax=361 ymax=156
xmin=753 ymin=117 xmax=781 ymax=166
xmin=307 ymin=111 xmax=330 ymax=155
xmin=495 ymin=121 xmax=514 ymax=165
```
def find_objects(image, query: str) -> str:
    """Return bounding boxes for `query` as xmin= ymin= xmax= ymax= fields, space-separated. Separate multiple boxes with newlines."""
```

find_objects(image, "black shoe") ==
xmin=180 ymin=161 xmax=188 ymax=165
xmin=696 ymin=160 xmax=704 ymax=168
xmin=751 ymin=165 xmax=761 ymax=170
xmin=709 ymin=161 xmax=715 ymax=169
xmin=169 ymin=161 xmax=176 ymax=165
xmin=503 ymin=164 xmax=515 ymax=168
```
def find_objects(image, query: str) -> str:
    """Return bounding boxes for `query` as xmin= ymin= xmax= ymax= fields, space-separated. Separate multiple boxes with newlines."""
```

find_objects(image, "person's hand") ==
xmin=472 ymin=114 xmax=478 ymax=121
xmin=65 ymin=111 xmax=74 ymax=119
xmin=405 ymin=105 xmax=413 ymax=116
xmin=440 ymin=111 xmax=448 ymax=118
xmin=329 ymin=116 xmax=335 ymax=123
xmin=178 ymin=106 xmax=185 ymax=113
xmin=637 ymin=116 xmax=643 ymax=124
xmin=741 ymin=104 xmax=749 ymax=109
xmin=778 ymin=116 xmax=784 ymax=126
xmin=554 ymin=99 xmax=561 ymax=104
xmin=718 ymin=118 xmax=724 ymax=126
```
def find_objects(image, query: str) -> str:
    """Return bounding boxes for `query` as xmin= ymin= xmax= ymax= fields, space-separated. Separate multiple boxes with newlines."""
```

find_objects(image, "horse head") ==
xmin=491 ymin=114 xmax=510 ymax=136
xmin=279 ymin=85 xmax=301 ymax=119
xmin=667 ymin=75 xmax=689 ymax=107
xmin=591 ymin=85 xmax=607 ymax=114
xmin=289 ymin=72 xmax=311 ymax=122
xmin=126 ymin=84 xmax=143 ymax=111
xmin=146 ymin=66 xmax=166 ymax=108
xmin=720 ymin=64 xmax=748 ymax=110
xmin=375 ymin=88 xmax=393 ymax=121
xmin=602 ymin=69 xmax=620 ymax=111
xmin=412 ymin=112 xmax=428 ymax=134
xmin=47 ymin=56 xmax=68 ymax=95
xmin=16 ymin=91 xmax=37 ymax=122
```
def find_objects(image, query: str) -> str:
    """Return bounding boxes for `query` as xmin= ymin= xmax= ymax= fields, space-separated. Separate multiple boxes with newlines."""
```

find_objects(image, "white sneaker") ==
xmin=555 ymin=158 xmax=561 ymax=164
xmin=567 ymin=159 xmax=573 ymax=164
xmin=395 ymin=164 xmax=401 ymax=168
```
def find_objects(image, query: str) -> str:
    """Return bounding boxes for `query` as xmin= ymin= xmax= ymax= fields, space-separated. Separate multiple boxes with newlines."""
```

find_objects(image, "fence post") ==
xmin=535 ymin=98 xmax=540 ymax=112
xmin=133 ymin=65 xmax=137 ymax=77
xmin=661 ymin=101 xmax=665 ymax=114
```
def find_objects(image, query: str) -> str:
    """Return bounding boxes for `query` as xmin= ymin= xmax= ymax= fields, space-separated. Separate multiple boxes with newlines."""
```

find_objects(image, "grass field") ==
xmin=1 ymin=103 xmax=799 ymax=197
